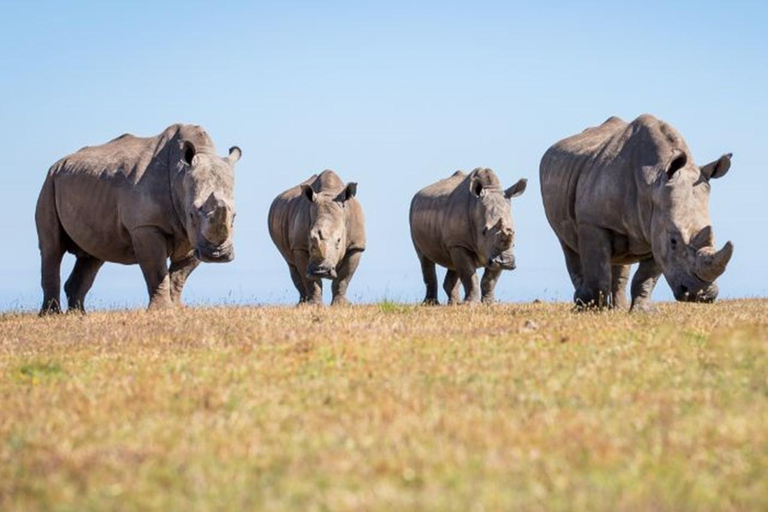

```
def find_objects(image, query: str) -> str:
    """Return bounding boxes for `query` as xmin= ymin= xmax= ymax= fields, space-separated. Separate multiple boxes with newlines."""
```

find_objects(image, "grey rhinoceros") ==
xmin=35 ymin=124 xmax=242 ymax=314
xmin=268 ymin=170 xmax=366 ymax=305
xmin=540 ymin=114 xmax=733 ymax=310
xmin=409 ymin=168 xmax=527 ymax=305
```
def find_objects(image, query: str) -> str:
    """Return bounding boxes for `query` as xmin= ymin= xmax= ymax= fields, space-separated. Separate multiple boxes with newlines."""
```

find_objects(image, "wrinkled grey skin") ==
xmin=540 ymin=114 xmax=733 ymax=311
xmin=410 ymin=168 xmax=527 ymax=305
xmin=268 ymin=170 xmax=366 ymax=306
xmin=35 ymin=124 xmax=241 ymax=314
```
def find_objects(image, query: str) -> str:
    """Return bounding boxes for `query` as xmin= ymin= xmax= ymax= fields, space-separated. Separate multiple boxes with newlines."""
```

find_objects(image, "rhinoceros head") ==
xmin=301 ymin=182 xmax=357 ymax=279
xmin=468 ymin=169 xmax=527 ymax=270
xmin=176 ymin=140 xmax=241 ymax=263
xmin=651 ymin=151 xmax=733 ymax=302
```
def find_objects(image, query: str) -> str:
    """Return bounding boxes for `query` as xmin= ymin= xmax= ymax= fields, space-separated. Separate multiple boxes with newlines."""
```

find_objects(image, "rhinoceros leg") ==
xmin=288 ymin=264 xmax=308 ymax=303
xmin=64 ymin=255 xmax=104 ymax=312
xmin=332 ymin=249 xmax=362 ymax=306
xmin=131 ymin=227 xmax=173 ymax=310
xmin=481 ymin=268 xmax=502 ymax=304
xmin=294 ymin=250 xmax=323 ymax=305
xmin=559 ymin=240 xmax=583 ymax=291
xmin=575 ymin=225 xmax=612 ymax=309
xmin=39 ymin=250 xmax=64 ymax=315
xmin=37 ymin=179 xmax=66 ymax=315
xmin=169 ymin=256 xmax=200 ymax=306
xmin=630 ymin=258 xmax=662 ymax=312
xmin=611 ymin=265 xmax=631 ymax=310
xmin=417 ymin=250 xmax=439 ymax=305
xmin=443 ymin=270 xmax=460 ymax=305
xmin=450 ymin=248 xmax=480 ymax=305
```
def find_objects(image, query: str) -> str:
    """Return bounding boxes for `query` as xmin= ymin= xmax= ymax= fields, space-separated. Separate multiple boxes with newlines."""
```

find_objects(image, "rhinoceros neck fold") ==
xmin=163 ymin=134 xmax=190 ymax=245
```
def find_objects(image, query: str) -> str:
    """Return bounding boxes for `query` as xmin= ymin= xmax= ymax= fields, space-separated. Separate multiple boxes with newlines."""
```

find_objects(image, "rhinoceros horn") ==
xmin=696 ymin=241 xmax=734 ymax=282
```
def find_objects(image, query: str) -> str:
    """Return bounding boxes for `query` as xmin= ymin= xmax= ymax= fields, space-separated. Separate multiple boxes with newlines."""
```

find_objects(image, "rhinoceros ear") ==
xmin=469 ymin=175 xmax=485 ymax=197
xmin=665 ymin=150 xmax=688 ymax=179
xmin=701 ymin=153 xmax=732 ymax=181
xmin=301 ymin=184 xmax=317 ymax=203
xmin=227 ymin=146 xmax=242 ymax=165
xmin=182 ymin=141 xmax=196 ymax=166
xmin=338 ymin=182 xmax=357 ymax=202
xmin=504 ymin=178 xmax=528 ymax=199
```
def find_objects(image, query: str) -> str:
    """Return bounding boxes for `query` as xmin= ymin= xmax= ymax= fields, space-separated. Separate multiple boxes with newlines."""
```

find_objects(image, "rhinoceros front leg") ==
xmin=450 ymin=248 xmax=480 ymax=305
xmin=288 ymin=264 xmax=308 ymax=303
xmin=332 ymin=249 xmax=363 ymax=306
xmin=169 ymin=255 xmax=200 ymax=306
xmin=443 ymin=270 xmax=460 ymax=305
xmin=294 ymin=250 xmax=323 ymax=305
xmin=416 ymin=249 xmax=439 ymax=305
xmin=630 ymin=258 xmax=662 ymax=312
xmin=64 ymin=255 xmax=104 ymax=313
xmin=480 ymin=268 xmax=502 ymax=304
xmin=611 ymin=265 xmax=631 ymax=310
xmin=132 ymin=227 xmax=173 ymax=311
xmin=575 ymin=224 xmax=612 ymax=309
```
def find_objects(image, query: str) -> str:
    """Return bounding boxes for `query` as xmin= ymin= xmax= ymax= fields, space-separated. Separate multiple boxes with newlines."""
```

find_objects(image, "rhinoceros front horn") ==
xmin=698 ymin=241 xmax=734 ymax=282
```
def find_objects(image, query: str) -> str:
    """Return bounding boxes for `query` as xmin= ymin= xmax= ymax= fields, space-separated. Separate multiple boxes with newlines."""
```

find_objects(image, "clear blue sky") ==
xmin=1 ymin=1 xmax=766 ymax=310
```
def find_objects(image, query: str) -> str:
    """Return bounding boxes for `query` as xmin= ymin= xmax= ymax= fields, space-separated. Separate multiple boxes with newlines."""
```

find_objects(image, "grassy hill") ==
xmin=2 ymin=300 xmax=766 ymax=511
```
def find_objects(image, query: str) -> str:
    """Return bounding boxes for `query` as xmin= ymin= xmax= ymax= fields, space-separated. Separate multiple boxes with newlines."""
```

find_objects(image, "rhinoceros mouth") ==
xmin=488 ymin=255 xmax=516 ymax=271
xmin=306 ymin=264 xmax=337 ymax=280
xmin=673 ymin=277 xmax=718 ymax=303
xmin=195 ymin=241 xmax=234 ymax=263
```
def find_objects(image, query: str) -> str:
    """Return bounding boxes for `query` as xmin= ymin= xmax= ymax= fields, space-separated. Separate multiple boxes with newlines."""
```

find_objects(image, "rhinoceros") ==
xmin=268 ymin=170 xmax=366 ymax=305
xmin=409 ymin=168 xmax=527 ymax=305
xmin=540 ymin=114 xmax=733 ymax=310
xmin=35 ymin=124 xmax=241 ymax=314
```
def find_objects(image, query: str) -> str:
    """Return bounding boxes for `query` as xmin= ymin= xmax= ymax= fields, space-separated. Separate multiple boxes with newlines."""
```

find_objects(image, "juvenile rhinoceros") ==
xmin=268 ymin=170 xmax=365 ymax=305
xmin=540 ymin=114 xmax=733 ymax=310
xmin=409 ymin=168 xmax=527 ymax=305
xmin=35 ymin=124 xmax=242 ymax=314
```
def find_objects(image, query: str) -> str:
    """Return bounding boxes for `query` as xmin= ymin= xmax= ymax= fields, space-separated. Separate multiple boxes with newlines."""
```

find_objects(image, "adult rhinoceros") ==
xmin=540 ymin=114 xmax=733 ymax=310
xmin=268 ymin=170 xmax=366 ymax=306
xmin=410 ymin=168 xmax=527 ymax=305
xmin=35 ymin=124 xmax=242 ymax=314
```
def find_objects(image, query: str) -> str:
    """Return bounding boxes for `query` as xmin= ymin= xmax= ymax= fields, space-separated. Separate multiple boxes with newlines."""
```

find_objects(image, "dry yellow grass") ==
xmin=1 ymin=300 xmax=767 ymax=511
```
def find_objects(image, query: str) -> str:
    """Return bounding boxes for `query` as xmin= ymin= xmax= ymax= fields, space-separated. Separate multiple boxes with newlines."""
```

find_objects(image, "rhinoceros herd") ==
xmin=35 ymin=114 xmax=734 ymax=315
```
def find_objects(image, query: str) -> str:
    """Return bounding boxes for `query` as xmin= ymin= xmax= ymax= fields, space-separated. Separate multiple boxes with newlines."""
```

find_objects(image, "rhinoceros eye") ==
xmin=670 ymin=237 xmax=678 ymax=250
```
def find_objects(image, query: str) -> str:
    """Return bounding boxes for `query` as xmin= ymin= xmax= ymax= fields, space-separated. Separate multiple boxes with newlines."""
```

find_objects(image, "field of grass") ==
xmin=1 ymin=300 xmax=766 ymax=511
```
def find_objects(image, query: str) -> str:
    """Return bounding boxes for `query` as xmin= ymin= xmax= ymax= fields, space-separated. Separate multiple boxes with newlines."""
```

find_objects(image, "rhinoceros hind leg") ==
xmin=169 ymin=256 xmax=200 ymax=306
xmin=450 ymin=248 xmax=480 ymax=305
xmin=132 ymin=227 xmax=173 ymax=311
xmin=559 ymin=240 xmax=583 ymax=292
xmin=630 ymin=258 xmax=662 ymax=312
xmin=39 ymin=249 xmax=65 ymax=315
xmin=575 ymin=225 xmax=612 ymax=309
xmin=443 ymin=270 xmax=460 ymax=305
xmin=332 ymin=249 xmax=362 ymax=306
xmin=64 ymin=255 xmax=104 ymax=313
xmin=611 ymin=265 xmax=631 ymax=310
xmin=481 ymin=268 xmax=502 ymax=304
xmin=417 ymin=250 xmax=439 ymax=305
